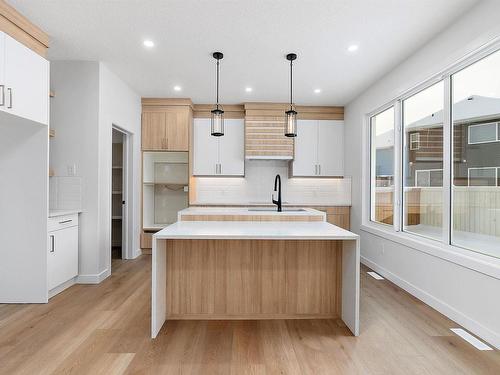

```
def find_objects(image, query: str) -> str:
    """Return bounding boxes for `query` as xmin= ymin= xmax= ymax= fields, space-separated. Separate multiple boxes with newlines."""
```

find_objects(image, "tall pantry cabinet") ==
xmin=140 ymin=99 xmax=192 ymax=251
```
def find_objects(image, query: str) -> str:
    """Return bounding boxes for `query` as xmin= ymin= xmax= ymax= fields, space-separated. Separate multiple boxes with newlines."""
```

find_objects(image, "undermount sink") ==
xmin=247 ymin=208 xmax=306 ymax=212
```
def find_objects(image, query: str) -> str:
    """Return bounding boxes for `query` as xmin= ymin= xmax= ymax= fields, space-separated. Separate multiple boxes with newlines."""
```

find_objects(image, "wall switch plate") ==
xmin=67 ymin=164 xmax=77 ymax=177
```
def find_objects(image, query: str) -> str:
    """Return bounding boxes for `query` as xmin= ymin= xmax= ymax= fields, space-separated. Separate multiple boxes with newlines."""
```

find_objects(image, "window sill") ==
xmin=360 ymin=222 xmax=500 ymax=280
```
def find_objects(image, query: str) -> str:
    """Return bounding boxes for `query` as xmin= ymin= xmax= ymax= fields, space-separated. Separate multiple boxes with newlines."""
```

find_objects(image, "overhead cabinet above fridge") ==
xmin=0 ymin=31 xmax=49 ymax=125
xmin=193 ymin=118 xmax=244 ymax=176
xmin=291 ymin=119 xmax=344 ymax=177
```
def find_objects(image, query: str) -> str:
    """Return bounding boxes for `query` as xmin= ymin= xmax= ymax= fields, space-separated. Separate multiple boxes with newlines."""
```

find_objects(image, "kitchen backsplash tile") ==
xmin=192 ymin=160 xmax=351 ymax=206
xmin=49 ymin=176 xmax=82 ymax=210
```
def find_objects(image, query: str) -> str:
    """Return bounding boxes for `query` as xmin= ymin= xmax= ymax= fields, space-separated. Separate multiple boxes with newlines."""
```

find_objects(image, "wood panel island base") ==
xmin=152 ymin=220 xmax=360 ymax=338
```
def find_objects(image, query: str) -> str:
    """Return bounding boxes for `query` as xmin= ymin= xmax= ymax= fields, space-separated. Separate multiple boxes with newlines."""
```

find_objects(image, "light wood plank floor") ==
xmin=0 ymin=255 xmax=499 ymax=374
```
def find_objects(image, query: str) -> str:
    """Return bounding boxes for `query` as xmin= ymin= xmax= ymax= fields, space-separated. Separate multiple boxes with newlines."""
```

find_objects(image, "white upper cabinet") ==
xmin=317 ymin=120 xmax=344 ymax=176
xmin=193 ymin=118 xmax=219 ymax=175
xmin=293 ymin=120 xmax=318 ymax=176
xmin=218 ymin=119 xmax=244 ymax=175
xmin=0 ymin=32 xmax=5 ymax=112
xmin=1 ymin=32 xmax=49 ymax=125
xmin=193 ymin=118 xmax=244 ymax=176
xmin=291 ymin=119 xmax=344 ymax=177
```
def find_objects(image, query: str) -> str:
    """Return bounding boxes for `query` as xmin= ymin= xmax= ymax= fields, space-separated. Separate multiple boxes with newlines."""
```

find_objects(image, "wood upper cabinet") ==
xmin=165 ymin=108 xmax=189 ymax=151
xmin=291 ymin=120 xmax=344 ymax=177
xmin=141 ymin=99 xmax=192 ymax=151
xmin=142 ymin=112 xmax=166 ymax=150
xmin=0 ymin=32 xmax=49 ymax=125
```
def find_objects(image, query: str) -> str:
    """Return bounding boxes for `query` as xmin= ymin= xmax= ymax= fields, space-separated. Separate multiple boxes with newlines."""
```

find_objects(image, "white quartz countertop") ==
xmin=49 ymin=210 xmax=82 ymax=218
xmin=178 ymin=207 xmax=325 ymax=217
xmin=154 ymin=221 xmax=358 ymax=240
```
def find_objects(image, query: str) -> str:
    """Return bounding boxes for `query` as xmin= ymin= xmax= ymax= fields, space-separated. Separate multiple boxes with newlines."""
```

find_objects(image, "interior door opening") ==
xmin=112 ymin=128 xmax=127 ymax=260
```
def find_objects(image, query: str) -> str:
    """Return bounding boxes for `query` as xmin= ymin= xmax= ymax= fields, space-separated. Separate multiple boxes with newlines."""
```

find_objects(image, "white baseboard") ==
xmin=132 ymin=248 xmax=142 ymax=259
xmin=48 ymin=276 xmax=77 ymax=298
xmin=76 ymin=268 xmax=110 ymax=284
xmin=361 ymin=256 xmax=500 ymax=350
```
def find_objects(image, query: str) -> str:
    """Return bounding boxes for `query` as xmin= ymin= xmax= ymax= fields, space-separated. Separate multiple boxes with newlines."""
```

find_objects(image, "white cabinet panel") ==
xmin=291 ymin=120 xmax=344 ymax=177
xmin=219 ymin=119 xmax=244 ymax=176
xmin=193 ymin=118 xmax=219 ymax=175
xmin=292 ymin=120 xmax=318 ymax=176
xmin=193 ymin=118 xmax=244 ymax=176
xmin=47 ymin=225 xmax=78 ymax=290
xmin=318 ymin=120 xmax=344 ymax=176
xmin=4 ymin=34 xmax=49 ymax=125
xmin=0 ymin=32 xmax=5 ymax=114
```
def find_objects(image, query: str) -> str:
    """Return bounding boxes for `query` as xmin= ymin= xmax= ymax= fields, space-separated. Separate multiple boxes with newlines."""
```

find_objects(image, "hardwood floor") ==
xmin=0 ymin=255 xmax=498 ymax=374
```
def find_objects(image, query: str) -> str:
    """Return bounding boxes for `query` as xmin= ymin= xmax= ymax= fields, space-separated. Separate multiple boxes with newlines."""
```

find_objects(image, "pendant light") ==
xmin=285 ymin=53 xmax=298 ymax=137
xmin=211 ymin=51 xmax=224 ymax=136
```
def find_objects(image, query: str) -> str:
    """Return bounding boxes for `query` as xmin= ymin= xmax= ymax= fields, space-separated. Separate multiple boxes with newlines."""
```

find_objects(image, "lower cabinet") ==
xmin=47 ymin=214 xmax=79 ymax=292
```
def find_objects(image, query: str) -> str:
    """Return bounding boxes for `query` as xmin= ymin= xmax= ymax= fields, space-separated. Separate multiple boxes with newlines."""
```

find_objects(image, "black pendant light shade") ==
xmin=285 ymin=53 xmax=297 ymax=137
xmin=211 ymin=51 xmax=224 ymax=136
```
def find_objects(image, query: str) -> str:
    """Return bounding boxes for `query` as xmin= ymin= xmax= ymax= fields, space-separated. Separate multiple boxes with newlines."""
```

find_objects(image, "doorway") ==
xmin=111 ymin=128 xmax=127 ymax=260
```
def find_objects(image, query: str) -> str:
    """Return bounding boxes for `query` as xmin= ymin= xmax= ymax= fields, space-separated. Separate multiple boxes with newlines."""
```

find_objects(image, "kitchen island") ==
xmin=151 ymin=209 xmax=359 ymax=338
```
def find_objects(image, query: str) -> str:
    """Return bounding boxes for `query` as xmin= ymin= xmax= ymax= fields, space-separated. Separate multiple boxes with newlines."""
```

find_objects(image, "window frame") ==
xmin=467 ymin=122 xmax=499 ymax=145
xmin=409 ymin=132 xmax=420 ymax=150
xmin=415 ymin=168 xmax=444 ymax=187
xmin=369 ymin=106 xmax=396 ymax=227
xmin=467 ymin=166 xmax=499 ymax=186
xmin=363 ymin=36 xmax=500 ymax=266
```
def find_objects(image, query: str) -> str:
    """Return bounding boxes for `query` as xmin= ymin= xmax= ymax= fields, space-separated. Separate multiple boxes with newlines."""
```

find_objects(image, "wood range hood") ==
xmin=243 ymin=103 xmax=344 ymax=160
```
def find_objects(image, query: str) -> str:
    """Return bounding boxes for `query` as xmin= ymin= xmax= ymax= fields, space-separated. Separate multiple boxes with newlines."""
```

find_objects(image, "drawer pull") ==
xmin=50 ymin=235 xmax=55 ymax=252
xmin=7 ymin=87 xmax=12 ymax=109
xmin=59 ymin=219 xmax=73 ymax=224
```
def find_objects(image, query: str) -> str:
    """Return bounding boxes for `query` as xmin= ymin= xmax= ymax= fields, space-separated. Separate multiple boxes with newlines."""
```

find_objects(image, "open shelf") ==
xmin=142 ymin=152 xmax=189 ymax=230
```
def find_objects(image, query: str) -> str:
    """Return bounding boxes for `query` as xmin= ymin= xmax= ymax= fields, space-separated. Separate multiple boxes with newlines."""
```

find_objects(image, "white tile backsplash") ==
xmin=193 ymin=160 xmax=351 ymax=206
xmin=49 ymin=176 xmax=82 ymax=210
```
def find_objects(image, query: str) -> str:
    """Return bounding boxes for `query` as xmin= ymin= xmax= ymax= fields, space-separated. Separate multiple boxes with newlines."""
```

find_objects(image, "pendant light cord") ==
xmin=216 ymin=59 xmax=220 ymax=110
xmin=290 ymin=59 xmax=293 ymax=111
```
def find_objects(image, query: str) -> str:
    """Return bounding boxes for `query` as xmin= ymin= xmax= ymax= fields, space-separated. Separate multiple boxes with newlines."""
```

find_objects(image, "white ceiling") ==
xmin=10 ymin=0 xmax=479 ymax=105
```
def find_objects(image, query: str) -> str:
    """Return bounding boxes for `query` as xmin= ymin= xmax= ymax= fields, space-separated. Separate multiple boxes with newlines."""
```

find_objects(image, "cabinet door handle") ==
xmin=219 ymin=163 xmax=222 ymax=175
xmin=0 ymin=85 xmax=4 ymax=107
xmin=59 ymin=219 xmax=72 ymax=224
xmin=318 ymin=164 xmax=321 ymax=175
xmin=50 ymin=235 xmax=55 ymax=252
xmin=315 ymin=164 xmax=318 ymax=175
xmin=7 ymin=88 xmax=12 ymax=109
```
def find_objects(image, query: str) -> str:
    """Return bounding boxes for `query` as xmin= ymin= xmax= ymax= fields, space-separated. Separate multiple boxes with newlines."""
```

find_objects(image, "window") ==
xmin=366 ymin=46 xmax=500 ymax=260
xmin=468 ymin=122 xmax=499 ymax=144
xmin=415 ymin=169 xmax=443 ymax=187
xmin=468 ymin=167 xmax=498 ymax=186
xmin=403 ymin=81 xmax=444 ymax=241
xmin=370 ymin=107 xmax=395 ymax=225
xmin=452 ymin=49 xmax=500 ymax=257
xmin=409 ymin=133 xmax=420 ymax=150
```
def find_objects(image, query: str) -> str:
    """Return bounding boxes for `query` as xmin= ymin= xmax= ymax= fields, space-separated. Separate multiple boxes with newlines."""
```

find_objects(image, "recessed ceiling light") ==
xmin=173 ymin=85 xmax=182 ymax=92
xmin=143 ymin=40 xmax=155 ymax=48
xmin=314 ymin=89 xmax=321 ymax=94
xmin=347 ymin=44 xmax=359 ymax=52
xmin=245 ymin=87 xmax=253 ymax=93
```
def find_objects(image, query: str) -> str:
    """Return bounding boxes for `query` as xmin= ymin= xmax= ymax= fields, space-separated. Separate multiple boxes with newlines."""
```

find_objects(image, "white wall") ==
xmin=50 ymin=61 xmax=100 ymax=278
xmin=0 ymin=112 xmax=48 ymax=302
xmin=50 ymin=61 xmax=141 ymax=282
xmin=98 ymin=63 xmax=142 ymax=274
xmin=345 ymin=0 xmax=500 ymax=348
